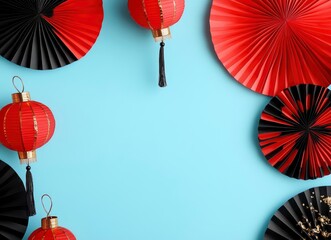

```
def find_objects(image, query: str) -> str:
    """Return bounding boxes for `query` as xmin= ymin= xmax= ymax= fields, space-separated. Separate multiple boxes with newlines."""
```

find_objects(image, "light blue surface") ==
xmin=0 ymin=1 xmax=330 ymax=239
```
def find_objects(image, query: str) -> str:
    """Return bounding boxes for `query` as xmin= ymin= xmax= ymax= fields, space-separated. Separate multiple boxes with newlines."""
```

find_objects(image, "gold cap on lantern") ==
xmin=18 ymin=150 xmax=37 ymax=164
xmin=41 ymin=194 xmax=59 ymax=229
xmin=11 ymin=76 xmax=30 ymax=103
xmin=12 ymin=92 xmax=31 ymax=102
xmin=152 ymin=27 xmax=171 ymax=42
xmin=42 ymin=216 xmax=59 ymax=229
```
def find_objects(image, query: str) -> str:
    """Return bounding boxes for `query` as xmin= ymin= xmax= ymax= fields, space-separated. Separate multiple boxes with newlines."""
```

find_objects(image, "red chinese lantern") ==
xmin=28 ymin=194 xmax=76 ymax=240
xmin=0 ymin=76 xmax=55 ymax=216
xmin=128 ymin=0 xmax=185 ymax=87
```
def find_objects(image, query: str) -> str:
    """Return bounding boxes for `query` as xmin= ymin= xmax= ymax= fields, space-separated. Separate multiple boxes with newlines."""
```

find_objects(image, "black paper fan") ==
xmin=0 ymin=160 xmax=28 ymax=239
xmin=0 ymin=0 xmax=104 ymax=69
xmin=265 ymin=186 xmax=331 ymax=240
xmin=258 ymin=84 xmax=331 ymax=180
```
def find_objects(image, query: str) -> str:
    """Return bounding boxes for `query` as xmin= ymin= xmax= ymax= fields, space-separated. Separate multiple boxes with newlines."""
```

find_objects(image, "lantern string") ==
xmin=158 ymin=41 xmax=167 ymax=87
xmin=41 ymin=194 xmax=53 ymax=218
xmin=12 ymin=76 xmax=25 ymax=93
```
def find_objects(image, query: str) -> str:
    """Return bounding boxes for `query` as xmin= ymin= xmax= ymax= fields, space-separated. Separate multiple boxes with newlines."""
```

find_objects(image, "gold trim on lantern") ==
xmin=172 ymin=0 xmax=177 ymax=23
xmin=142 ymin=0 xmax=152 ymax=29
xmin=152 ymin=27 xmax=171 ymax=42
xmin=12 ymin=92 xmax=31 ymax=103
xmin=18 ymin=150 xmax=37 ymax=164
xmin=157 ymin=0 xmax=164 ymax=29
xmin=42 ymin=216 xmax=59 ymax=229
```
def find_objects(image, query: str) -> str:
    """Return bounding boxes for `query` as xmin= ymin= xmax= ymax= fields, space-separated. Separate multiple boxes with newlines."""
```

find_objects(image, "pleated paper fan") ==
xmin=258 ymin=84 xmax=331 ymax=180
xmin=210 ymin=0 xmax=331 ymax=96
xmin=0 ymin=0 xmax=104 ymax=70
xmin=265 ymin=186 xmax=331 ymax=240
xmin=0 ymin=160 xmax=29 ymax=240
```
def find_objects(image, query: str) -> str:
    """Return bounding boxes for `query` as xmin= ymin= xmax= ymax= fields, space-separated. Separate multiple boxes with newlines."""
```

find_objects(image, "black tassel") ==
xmin=26 ymin=165 xmax=36 ymax=216
xmin=159 ymin=41 xmax=167 ymax=87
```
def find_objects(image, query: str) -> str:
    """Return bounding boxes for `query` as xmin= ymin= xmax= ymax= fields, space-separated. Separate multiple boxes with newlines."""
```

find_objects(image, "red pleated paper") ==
xmin=128 ymin=0 xmax=185 ymax=30
xmin=28 ymin=227 xmax=76 ymax=240
xmin=258 ymin=84 xmax=331 ymax=180
xmin=210 ymin=0 xmax=331 ymax=96
xmin=0 ymin=101 xmax=55 ymax=152
xmin=44 ymin=0 xmax=104 ymax=60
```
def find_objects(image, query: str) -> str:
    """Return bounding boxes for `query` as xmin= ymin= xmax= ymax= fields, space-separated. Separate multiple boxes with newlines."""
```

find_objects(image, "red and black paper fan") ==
xmin=210 ymin=0 xmax=331 ymax=96
xmin=0 ymin=159 xmax=29 ymax=239
xmin=265 ymin=186 xmax=331 ymax=240
xmin=0 ymin=0 xmax=103 ymax=70
xmin=258 ymin=84 xmax=331 ymax=180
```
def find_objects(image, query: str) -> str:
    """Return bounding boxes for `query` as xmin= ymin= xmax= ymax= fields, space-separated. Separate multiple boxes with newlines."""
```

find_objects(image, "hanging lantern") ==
xmin=128 ymin=0 xmax=185 ymax=87
xmin=0 ymin=76 xmax=56 ymax=216
xmin=28 ymin=194 xmax=76 ymax=240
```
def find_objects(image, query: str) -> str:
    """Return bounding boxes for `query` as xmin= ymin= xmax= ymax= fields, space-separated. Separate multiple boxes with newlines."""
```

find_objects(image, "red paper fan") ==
xmin=0 ymin=0 xmax=104 ymax=69
xmin=258 ymin=84 xmax=331 ymax=180
xmin=210 ymin=0 xmax=331 ymax=96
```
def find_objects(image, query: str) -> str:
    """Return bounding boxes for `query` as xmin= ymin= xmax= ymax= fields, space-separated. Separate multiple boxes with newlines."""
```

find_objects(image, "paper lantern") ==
xmin=0 ymin=0 xmax=104 ymax=69
xmin=128 ymin=0 xmax=185 ymax=87
xmin=28 ymin=194 xmax=76 ymax=240
xmin=0 ymin=77 xmax=55 ymax=163
xmin=28 ymin=218 xmax=76 ymax=240
xmin=0 ymin=76 xmax=56 ymax=216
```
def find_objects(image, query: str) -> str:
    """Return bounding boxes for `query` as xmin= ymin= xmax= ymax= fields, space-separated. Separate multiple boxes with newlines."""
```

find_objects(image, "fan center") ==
xmin=41 ymin=9 xmax=54 ymax=18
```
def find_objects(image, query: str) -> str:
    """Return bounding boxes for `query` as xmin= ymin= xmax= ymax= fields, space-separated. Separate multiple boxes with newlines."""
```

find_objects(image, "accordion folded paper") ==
xmin=265 ymin=186 xmax=331 ymax=239
xmin=258 ymin=84 xmax=331 ymax=180
xmin=0 ymin=0 xmax=103 ymax=69
xmin=0 ymin=160 xmax=28 ymax=240
xmin=210 ymin=0 xmax=331 ymax=96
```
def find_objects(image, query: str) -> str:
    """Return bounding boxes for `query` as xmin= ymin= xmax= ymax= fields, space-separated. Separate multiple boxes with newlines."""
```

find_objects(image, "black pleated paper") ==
xmin=0 ymin=0 xmax=103 ymax=69
xmin=265 ymin=186 xmax=331 ymax=240
xmin=258 ymin=84 xmax=331 ymax=180
xmin=0 ymin=160 xmax=28 ymax=240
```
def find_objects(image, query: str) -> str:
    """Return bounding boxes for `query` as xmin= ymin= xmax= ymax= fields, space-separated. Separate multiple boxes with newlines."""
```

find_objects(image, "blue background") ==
xmin=0 ymin=1 xmax=330 ymax=239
